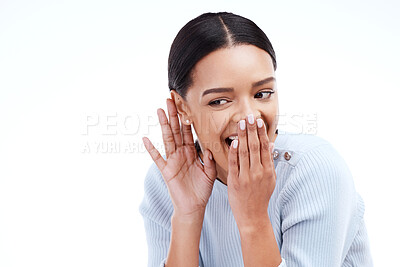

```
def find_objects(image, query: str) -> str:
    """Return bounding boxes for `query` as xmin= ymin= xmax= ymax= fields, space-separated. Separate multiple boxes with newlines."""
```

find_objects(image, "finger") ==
xmin=203 ymin=149 xmax=217 ymax=181
xmin=227 ymin=139 xmax=239 ymax=184
xmin=269 ymin=142 xmax=275 ymax=158
xmin=157 ymin=108 xmax=175 ymax=157
xmin=182 ymin=122 xmax=195 ymax=146
xmin=256 ymin=118 xmax=273 ymax=167
xmin=237 ymin=119 xmax=249 ymax=172
xmin=142 ymin=137 xmax=166 ymax=170
xmin=166 ymin=99 xmax=183 ymax=147
xmin=246 ymin=114 xmax=261 ymax=167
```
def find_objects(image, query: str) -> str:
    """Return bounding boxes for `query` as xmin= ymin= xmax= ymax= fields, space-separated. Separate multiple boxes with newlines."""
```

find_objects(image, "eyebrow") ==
xmin=202 ymin=76 xmax=276 ymax=97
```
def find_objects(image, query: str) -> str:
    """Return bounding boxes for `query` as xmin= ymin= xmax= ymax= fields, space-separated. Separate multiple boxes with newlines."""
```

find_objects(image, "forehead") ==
xmin=190 ymin=45 xmax=275 ymax=91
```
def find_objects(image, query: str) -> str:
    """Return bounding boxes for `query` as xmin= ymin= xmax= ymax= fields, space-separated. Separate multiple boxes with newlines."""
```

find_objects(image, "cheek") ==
xmin=194 ymin=115 xmax=229 ymax=162
xmin=263 ymin=110 xmax=279 ymax=139
xmin=196 ymin=133 xmax=224 ymax=154
xmin=194 ymin=112 xmax=223 ymax=136
xmin=195 ymin=113 xmax=228 ymax=139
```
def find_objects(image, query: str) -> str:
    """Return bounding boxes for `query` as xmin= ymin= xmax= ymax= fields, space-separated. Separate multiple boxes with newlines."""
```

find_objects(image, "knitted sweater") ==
xmin=139 ymin=131 xmax=373 ymax=266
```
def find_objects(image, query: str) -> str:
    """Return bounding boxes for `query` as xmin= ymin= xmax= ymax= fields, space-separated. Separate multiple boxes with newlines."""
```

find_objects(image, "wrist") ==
xmin=167 ymin=211 xmax=204 ymax=266
xmin=172 ymin=209 xmax=205 ymax=225
xmin=238 ymin=217 xmax=281 ymax=266
xmin=238 ymin=216 xmax=272 ymax=237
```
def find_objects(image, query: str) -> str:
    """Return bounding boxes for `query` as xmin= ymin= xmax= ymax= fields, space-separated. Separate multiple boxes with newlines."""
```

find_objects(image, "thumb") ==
xmin=203 ymin=149 xmax=217 ymax=182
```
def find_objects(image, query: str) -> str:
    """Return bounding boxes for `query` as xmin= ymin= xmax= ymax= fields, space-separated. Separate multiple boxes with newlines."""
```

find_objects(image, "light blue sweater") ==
xmin=139 ymin=131 xmax=373 ymax=266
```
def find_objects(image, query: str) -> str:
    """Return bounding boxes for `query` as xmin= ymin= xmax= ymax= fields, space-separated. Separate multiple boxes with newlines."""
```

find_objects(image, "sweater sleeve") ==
xmin=139 ymin=162 xmax=204 ymax=267
xmin=139 ymin=162 xmax=173 ymax=267
xmin=278 ymin=144 xmax=373 ymax=266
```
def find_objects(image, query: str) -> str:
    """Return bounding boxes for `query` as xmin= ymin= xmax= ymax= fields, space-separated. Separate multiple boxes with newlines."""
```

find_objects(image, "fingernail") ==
xmin=239 ymin=120 xmax=246 ymax=130
xmin=232 ymin=139 xmax=238 ymax=149
xmin=209 ymin=151 xmax=213 ymax=160
xmin=247 ymin=114 xmax=254 ymax=124
xmin=256 ymin=118 xmax=263 ymax=128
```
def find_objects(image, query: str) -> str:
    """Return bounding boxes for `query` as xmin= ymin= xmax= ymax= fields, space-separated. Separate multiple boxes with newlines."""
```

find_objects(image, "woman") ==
xmin=139 ymin=12 xmax=373 ymax=267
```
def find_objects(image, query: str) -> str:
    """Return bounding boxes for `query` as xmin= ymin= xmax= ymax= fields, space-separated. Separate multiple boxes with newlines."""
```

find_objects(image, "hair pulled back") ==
xmin=168 ymin=12 xmax=277 ymax=99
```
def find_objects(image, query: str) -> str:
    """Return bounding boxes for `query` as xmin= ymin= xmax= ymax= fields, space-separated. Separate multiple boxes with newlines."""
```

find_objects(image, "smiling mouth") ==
xmin=224 ymin=135 xmax=238 ymax=147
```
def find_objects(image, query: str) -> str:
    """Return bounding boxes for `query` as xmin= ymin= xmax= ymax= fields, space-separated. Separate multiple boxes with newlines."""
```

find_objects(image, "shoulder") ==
xmin=272 ymin=133 xmax=370 ymax=261
xmin=273 ymin=130 xmax=332 ymax=166
xmin=139 ymin=159 xmax=174 ymax=228
xmin=274 ymin=131 xmax=358 ymax=214
xmin=274 ymin=131 xmax=352 ymax=183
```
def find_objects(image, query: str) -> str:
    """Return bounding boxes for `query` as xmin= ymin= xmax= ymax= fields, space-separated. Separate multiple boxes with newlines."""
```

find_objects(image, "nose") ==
xmin=233 ymin=98 xmax=261 ymax=122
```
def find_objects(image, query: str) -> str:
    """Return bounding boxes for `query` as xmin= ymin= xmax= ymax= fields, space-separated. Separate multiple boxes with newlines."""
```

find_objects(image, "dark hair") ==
xmin=168 ymin=12 xmax=277 ymax=99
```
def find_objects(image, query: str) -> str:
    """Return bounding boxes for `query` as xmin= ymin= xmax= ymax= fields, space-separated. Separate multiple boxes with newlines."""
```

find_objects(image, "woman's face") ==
xmin=173 ymin=44 xmax=279 ymax=182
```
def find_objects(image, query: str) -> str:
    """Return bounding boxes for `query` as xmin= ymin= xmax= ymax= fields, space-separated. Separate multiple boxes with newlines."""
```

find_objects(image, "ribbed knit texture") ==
xmin=139 ymin=131 xmax=373 ymax=266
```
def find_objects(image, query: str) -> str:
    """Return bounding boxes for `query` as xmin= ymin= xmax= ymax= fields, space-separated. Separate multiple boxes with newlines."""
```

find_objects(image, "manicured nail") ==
xmin=239 ymin=120 xmax=246 ymax=130
xmin=247 ymin=114 xmax=254 ymax=124
xmin=256 ymin=118 xmax=263 ymax=128
xmin=232 ymin=139 xmax=238 ymax=149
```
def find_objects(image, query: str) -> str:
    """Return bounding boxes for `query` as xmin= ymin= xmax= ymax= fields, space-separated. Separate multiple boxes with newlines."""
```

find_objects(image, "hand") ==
xmin=142 ymin=99 xmax=218 ymax=219
xmin=227 ymin=114 xmax=276 ymax=232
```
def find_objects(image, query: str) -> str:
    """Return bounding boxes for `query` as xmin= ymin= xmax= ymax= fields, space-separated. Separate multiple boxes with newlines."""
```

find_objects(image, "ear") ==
xmin=170 ymin=90 xmax=192 ymax=125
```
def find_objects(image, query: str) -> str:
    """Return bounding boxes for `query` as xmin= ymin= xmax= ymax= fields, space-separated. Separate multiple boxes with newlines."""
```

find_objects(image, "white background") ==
xmin=1 ymin=0 xmax=399 ymax=266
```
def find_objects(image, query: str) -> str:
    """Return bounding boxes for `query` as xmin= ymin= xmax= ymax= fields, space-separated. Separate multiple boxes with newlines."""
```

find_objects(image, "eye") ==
xmin=208 ymin=99 xmax=229 ymax=106
xmin=254 ymin=90 xmax=274 ymax=99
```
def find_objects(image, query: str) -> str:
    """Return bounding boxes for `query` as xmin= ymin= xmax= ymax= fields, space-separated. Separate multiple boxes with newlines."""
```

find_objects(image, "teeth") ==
xmin=228 ymin=136 xmax=238 ymax=140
